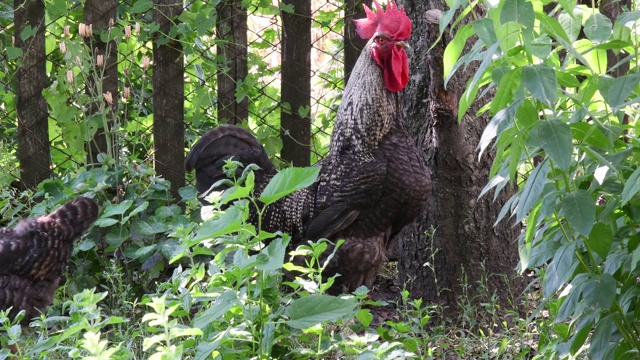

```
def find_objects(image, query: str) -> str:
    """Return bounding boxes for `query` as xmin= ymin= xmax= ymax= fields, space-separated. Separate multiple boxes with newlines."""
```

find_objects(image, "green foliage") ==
xmin=444 ymin=0 xmax=640 ymax=357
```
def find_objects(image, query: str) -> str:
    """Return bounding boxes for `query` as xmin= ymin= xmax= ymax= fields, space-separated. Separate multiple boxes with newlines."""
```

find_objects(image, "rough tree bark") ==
xmin=15 ymin=0 xmax=51 ymax=188
xmin=396 ymin=0 xmax=525 ymax=315
xmin=83 ymin=0 xmax=118 ymax=165
xmin=216 ymin=0 xmax=248 ymax=125
xmin=280 ymin=0 xmax=311 ymax=167
xmin=153 ymin=0 xmax=185 ymax=199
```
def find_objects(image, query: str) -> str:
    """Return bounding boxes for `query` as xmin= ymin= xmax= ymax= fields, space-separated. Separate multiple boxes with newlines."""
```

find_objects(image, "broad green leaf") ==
xmin=584 ymin=13 xmax=613 ymax=43
xmin=587 ymin=222 xmax=613 ymax=259
xmin=621 ymin=167 xmax=640 ymax=205
xmin=473 ymin=18 xmax=498 ymax=46
xmin=558 ymin=11 xmax=582 ymax=42
xmin=516 ymin=159 xmax=550 ymax=222
xmin=570 ymin=323 xmax=592 ymax=355
xmin=94 ymin=218 xmax=118 ymax=227
xmin=537 ymin=12 xmax=571 ymax=43
xmin=102 ymin=200 xmax=133 ymax=217
xmin=459 ymin=42 xmax=501 ymax=121
xmin=6 ymin=47 xmax=22 ymax=60
xmin=583 ymin=274 xmax=617 ymax=309
xmin=589 ymin=314 xmax=614 ymax=360
xmin=479 ymin=99 xmax=522 ymax=160
xmin=561 ymin=190 xmax=595 ymax=237
xmin=259 ymin=167 xmax=320 ymax=205
xmin=570 ymin=122 xmax=612 ymax=150
xmin=543 ymin=241 xmax=579 ymax=296
xmin=575 ymin=39 xmax=607 ymax=74
xmin=134 ymin=219 xmax=168 ymax=235
xmin=285 ymin=295 xmax=357 ymax=329
xmin=443 ymin=23 xmax=474 ymax=80
xmin=193 ymin=207 xmax=244 ymax=242
xmin=255 ymin=235 xmax=290 ymax=271
xmin=539 ymin=119 xmax=572 ymax=172
xmin=557 ymin=274 xmax=590 ymax=323
xmin=490 ymin=68 xmax=522 ymax=116
xmin=522 ymin=65 xmax=557 ymax=107
xmin=194 ymin=292 xmax=238 ymax=329
xmin=131 ymin=0 xmax=152 ymax=14
xmin=500 ymin=0 xmax=534 ymax=29
xmin=599 ymin=73 xmax=640 ymax=111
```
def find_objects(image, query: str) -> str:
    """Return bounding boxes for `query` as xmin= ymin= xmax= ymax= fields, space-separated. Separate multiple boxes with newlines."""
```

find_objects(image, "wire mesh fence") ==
xmin=0 ymin=0 xmax=367 ymax=195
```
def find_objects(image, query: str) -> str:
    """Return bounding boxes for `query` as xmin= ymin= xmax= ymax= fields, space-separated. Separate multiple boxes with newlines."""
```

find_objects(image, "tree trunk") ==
xmin=216 ymin=0 xmax=248 ymax=125
xmin=153 ymin=0 xmax=185 ymax=200
xmin=83 ymin=0 xmax=118 ymax=165
xmin=15 ymin=0 xmax=51 ymax=188
xmin=343 ymin=0 xmax=371 ymax=85
xmin=397 ymin=0 xmax=525 ymax=316
xmin=280 ymin=0 xmax=311 ymax=167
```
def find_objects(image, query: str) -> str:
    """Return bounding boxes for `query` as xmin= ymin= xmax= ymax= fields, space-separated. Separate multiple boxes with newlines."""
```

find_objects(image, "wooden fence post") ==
xmin=216 ymin=0 xmax=248 ymax=125
xmin=14 ymin=0 xmax=51 ymax=188
xmin=153 ymin=0 xmax=185 ymax=200
xmin=83 ymin=0 xmax=118 ymax=165
xmin=280 ymin=0 xmax=311 ymax=166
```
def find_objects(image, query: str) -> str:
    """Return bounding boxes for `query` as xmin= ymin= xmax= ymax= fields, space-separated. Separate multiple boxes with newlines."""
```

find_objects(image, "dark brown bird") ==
xmin=0 ymin=197 xmax=99 ymax=324
xmin=187 ymin=1 xmax=430 ymax=294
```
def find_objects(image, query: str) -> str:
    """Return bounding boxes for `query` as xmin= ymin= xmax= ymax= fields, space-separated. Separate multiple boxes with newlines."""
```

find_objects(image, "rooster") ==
xmin=187 ymin=1 xmax=431 ymax=294
xmin=0 ymin=197 xmax=99 ymax=325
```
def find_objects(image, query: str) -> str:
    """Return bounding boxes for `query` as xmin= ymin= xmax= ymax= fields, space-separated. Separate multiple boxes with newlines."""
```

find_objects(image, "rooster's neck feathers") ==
xmin=330 ymin=40 xmax=401 ymax=158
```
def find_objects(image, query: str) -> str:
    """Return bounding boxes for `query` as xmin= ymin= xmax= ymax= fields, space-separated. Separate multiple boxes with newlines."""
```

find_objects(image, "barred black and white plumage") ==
xmin=0 ymin=197 xmax=99 ymax=324
xmin=187 ymin=1 xmax=430 ymax=294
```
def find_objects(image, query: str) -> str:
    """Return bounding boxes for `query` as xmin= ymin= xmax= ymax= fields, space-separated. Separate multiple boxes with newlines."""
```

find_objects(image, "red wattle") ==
xmin=383 ymin=47 xmax=408 ymax=92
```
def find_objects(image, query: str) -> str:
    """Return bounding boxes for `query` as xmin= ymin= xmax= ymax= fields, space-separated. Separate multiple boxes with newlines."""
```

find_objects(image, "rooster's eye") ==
xmin=375 ymin=37 xmax=388 ymax=45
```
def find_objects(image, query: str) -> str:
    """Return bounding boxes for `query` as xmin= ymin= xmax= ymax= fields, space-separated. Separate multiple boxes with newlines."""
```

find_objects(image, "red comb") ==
xmin=354 ymin=1 xmax=411 ymax=41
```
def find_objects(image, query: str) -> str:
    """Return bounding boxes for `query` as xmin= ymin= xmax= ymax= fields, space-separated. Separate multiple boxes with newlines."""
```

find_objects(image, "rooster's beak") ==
xmin=396 ymin=41 xmax=410 ymax=50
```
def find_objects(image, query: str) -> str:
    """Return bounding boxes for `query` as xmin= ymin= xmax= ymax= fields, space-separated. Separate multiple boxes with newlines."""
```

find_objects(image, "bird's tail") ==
xmin=38 ymin=197 xmax=99 ymax=242
xmin=186 ymin=124 xmax=276 ymax=196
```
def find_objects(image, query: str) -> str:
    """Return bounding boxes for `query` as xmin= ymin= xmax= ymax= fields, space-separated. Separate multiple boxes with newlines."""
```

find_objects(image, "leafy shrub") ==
xmin=445 ymin=0 xmax=640 ymax=357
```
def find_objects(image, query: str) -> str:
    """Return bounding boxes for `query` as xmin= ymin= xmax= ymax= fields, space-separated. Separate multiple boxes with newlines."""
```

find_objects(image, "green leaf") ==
xmin=256 ymin=235 xmax=290 ymax=271
xmin=522 ymin=65 xmax=557 ymax=107
xmin=599 ymin=73 xmax=640 ymax=111
xmin=589 ymin=314 xmax=614 ymax=360
xmin=500 ymin=0 xmax=534 ymax=29
xmin=194 ymin=292 xmax=237 ymax=329
xmin=131 ymin=0 xmax=152 ymax=14
xmin=94 ymin=218 xmax=118 ymax=227
xmin=259 ymin=167 xmax=320 ymax=205
xmin=584 ymin=13 xmax=613 ymax=43
xmin=134 ymin=219 xmax=168 ymax=235
xmin=443 ymin=23 xmax=474 ymax=80
xmin=537 ymin=12 xmax=571 ymax=43
xmin=472 ymin=18 xmax=498 ymax=46
xmin=285 ymin=295 xmax=357 ymax=329
xmin=490 ymin=68 xmax=522 ymax=116
xmin=6 ymin=47 xmax=22 ymax=60
xmin=516 ymin=159 xmax=550 ymax=222
xmin=102 ymin=200 xmax=133 ymax=217
xmin=583 ymin=274 xmax=617 ymax=309
xmin=561 ymin=190 xmax=595 ymax=237
xmin=193 ymin=207 xmax=244 ymax=242
xmin=621 ymin=167 xmax=640 ymax=205
xmin=539 ymin=119 xmax=572 ymax=172
xmin=558 ymin=11 xmax=582 ymax=42
xmin=543 ymin=241 xmax=579 ymax=296
xmin=587 ymin=222 xmax=613 ymax=259
xmin=575 ymin=39 xmax=607 ymax=74
xmin=570 ymin=323 xmax=592 ymax=356
xmin=570 ymin=122 xmax=612 ymax=150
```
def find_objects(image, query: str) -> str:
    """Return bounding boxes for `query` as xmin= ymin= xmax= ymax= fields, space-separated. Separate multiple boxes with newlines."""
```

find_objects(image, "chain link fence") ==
xmin=0 ymin=0 xmax=368 ymax=195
